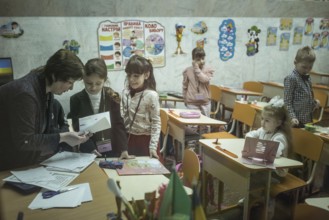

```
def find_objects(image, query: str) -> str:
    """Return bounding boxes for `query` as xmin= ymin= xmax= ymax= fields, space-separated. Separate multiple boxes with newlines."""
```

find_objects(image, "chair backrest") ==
xmin=292 ymin=128 xmax=324 ymax=184
xmin=209 ymin=84 xmax=222 ymax=118
xmin=159 ymin=109 xmax=169 ymax=154
xmin=313 ymin=89 xmax=328 ymax=122
xmin=292 ymin=128 xmax=323 ymax=162
xmin=182 ymin=149 xmax=200 ymax=187
xmin=232 ymin=102 xmax=257 ymax=128
xmin=243 ymin=81 xmax=264 ymax=93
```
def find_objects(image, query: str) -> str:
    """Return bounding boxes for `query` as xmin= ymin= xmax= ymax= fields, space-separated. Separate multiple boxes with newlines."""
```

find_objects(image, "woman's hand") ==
xmin=119 ymin=151 xmax=135 ymax=160
xmin=59 ymin=131 xmax=92 ymax=146
xmin=149 ymin=149 xmax=159 ymax=159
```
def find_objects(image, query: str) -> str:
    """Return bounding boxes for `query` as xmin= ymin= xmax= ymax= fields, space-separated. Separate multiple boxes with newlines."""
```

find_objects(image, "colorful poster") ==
xmin=0 ymin=21 xmax=24 ymax=38
xmin=304 ymin=17 xmax=314 ymax=36
xmin=246 ymin=26 xmax=261 ymax=56
xmin=218 ymin=19 xmax=236 ymax=61
xmin=266 ymin=27 xmax=277 ymax=46
xmin=280 ymin=33 xmax=290 ymax=51
xmin=293 ymin=27 xmax=303 ymax=45
xmin=320 ymin=18 xmax=329 ymax=30
xmin=98 ymin=20 xmax=165 ymax=71
xmin=280 ymin=18 xmax=293 ymax=31
xmin=320 ymin=31 xmax=329 ymax=48
xmin=312 ymin=33 xmax=321 ymax=50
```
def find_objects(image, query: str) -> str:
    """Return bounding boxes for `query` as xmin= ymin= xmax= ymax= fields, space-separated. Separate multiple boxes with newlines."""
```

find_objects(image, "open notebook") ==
xmin=241 ymin=137 xmax=279 ymax=168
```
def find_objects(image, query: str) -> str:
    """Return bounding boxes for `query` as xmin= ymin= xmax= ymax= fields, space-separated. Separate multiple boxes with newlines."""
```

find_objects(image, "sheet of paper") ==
xmin=28 ymin=183 xmax=92 ymax=210
xmin=11 ymin=167 xmax=55 ymax=182
xmin=41 ymin=151 xmax=96 ymax=173
xmin=79 ymin=111 xmax=111 ymax=133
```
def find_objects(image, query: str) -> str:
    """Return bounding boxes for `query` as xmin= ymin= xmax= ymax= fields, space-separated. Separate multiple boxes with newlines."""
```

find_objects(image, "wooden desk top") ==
xmin=260 ymin=81 xmax=284 ymax=88
xmin=199 ymin=138 xmax=303 ymax=170
xmin=219 ymin=86 xmax=262 ymax=96
xmin=310 ymin=71 xmax=329 ymax=77
xmin=313 ymin=84 xmax=329 ymax=91
xmin=0 ymin=162 xmax=116 ymax=220
xmin=159 ymin=95 xmax=184 ymax=102
xmin=163 ymin=108 xmax=226 ymax=126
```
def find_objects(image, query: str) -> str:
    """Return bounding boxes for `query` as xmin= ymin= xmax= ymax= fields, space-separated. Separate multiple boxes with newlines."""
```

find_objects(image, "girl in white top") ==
xmin=121 ymin=55 xmax=160 ymax=158
xmin=246 ymin=96 xmax=292 ymax=177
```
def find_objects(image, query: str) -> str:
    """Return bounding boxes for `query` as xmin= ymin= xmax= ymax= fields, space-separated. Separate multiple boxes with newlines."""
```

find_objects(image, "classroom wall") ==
xmin=1 ymin=1 xmax=329 ymax=114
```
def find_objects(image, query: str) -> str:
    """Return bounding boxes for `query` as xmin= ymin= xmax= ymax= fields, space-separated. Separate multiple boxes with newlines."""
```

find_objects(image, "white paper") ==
xmin=5 ymin=170 xmax=79 ymax=191
xmin=79 ymin=111 xmax=111 ymax=133
xmin=28 ymin=183 xmax=92 ymax=210
xmin=41 ymin=151 xmax=96 ymax=173
xmin=11 ymin=167 xmax=55 ymax=182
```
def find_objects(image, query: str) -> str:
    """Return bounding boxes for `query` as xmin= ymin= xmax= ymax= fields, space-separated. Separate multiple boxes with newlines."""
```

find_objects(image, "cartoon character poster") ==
xmin=0 ymin=21 xmax=24 ymax=38
xmin=280 ymin=33 xmax=290 ymax=51
xmin=191 ymin=21 xmax=208 ymax=49
xmin=320 ymin=18 xmax=329 ymax=30
xmin=304 ymin=18 xmax=314 ymax=36
xmin=312 ymin=33 xmax=321 ymax=50
xmin=320 ymin=31 xmax=329 ymax=49
xmin=246 ymin=26 xmax=261 ymax=56
xmin=280 ymin=18 xmax=293 ymax=31
xmin=218 ymin=19 xmax=236 ymax=61
xmin=98 ymin=20 xmax=165 ymax=71
xmin=266 ymin=27 xmax=277 ymax=46
xmin=293 ymin=27 xmax=303 ymax=45
xmin=62 ymin=40 xmax=80 ymax=54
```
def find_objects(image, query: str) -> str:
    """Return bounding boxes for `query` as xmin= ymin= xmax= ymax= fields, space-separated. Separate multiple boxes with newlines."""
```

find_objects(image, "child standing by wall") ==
xmin=182 ymin=47 xmax=214 ymax=118
xmin=284 ymin=46 xmax=319 ymax=128
xmin=69 ymin=58 xmax=133 ymax=159
xmin=121 ymin=55 xmax=160 ymax=158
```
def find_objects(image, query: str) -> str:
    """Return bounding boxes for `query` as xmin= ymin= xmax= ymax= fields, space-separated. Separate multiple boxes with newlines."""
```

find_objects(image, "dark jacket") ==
xmin=0 ymin=70 xmax=59 ymax=171
xmin=69 ymin=87 xmax=128 ymax=156
xmin=50 ymin=99 xmax=69 ymax=134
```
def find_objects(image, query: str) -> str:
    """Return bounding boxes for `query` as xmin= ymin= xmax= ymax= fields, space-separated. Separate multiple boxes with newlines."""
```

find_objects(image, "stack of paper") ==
xmin=28 ymin=183 xmax=93 ymax=209
xmin=41 ymin=151 xmax=97 ymax=173
xmin=3 ymin=167 xmax=79 ymax=191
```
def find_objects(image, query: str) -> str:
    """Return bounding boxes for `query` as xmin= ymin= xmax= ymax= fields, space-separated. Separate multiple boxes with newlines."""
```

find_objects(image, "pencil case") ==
xmin=179 ymin=111 xmax=201 ymax=118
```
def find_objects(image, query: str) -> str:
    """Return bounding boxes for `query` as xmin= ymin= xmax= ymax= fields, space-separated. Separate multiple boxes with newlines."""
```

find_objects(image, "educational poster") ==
xmin=304 ymin=17 xmax=314 ymax=36
xmin=218 ymin=19 xmax=236 ymax=61
xmin=246 ymin=26 xmax=261 ymax=56
xmin=293 ymin=27 xmax=303 ymax=45
xmin=280 ymin=18 xmax=293 ymax=30
xmin=320 ymin=18 xmax=329 ymax=30
xmin=320 ymin=31 xmax=329 ymax=48
xmin=312 ymin=33 xmax=321 ymax=50
xmin=279 ymin=33 xmax=290 ymax=51
xmin=98 ymin=20 xmax=165 ymax=71
xmin=266 ymin=27 xmax=277 ymax=46
xmin=0 ymin=21 xmax=24 ymax=38
xmin=191 ymin=21 xmax=208 ymax=49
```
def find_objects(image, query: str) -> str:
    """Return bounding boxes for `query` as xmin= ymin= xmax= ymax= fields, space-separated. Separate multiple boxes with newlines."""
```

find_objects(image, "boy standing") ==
xmin=182 ymin=47 xmax=214 ymax=117
xmin=284 ymin=46 xmax=319 ymax=127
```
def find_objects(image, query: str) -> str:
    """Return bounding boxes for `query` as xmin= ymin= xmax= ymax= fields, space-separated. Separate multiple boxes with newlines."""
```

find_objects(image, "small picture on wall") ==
xmin=293 ymin=27 xmax=303 ymax=45
xmin=266 ymin=27 xmax=277 ymax=46
xmin=0 ymin=21 xmax=24 ymax=38
xmin=304 ymin=18 xmax=314 ymax=36
xmin=280 ymin=33 xmax=290 ymax=51
xmin=218 ymin=19 xmax=236 ymax=61
xmin=320 ymin=31 xmax=329 ymax=48
xmin=312 ymin=33 xmax=321 ymax=50
xmin=320 ymin=18 xmax=329 ymax=30
xmin=280 ymin=18 xmax=293 ymax=31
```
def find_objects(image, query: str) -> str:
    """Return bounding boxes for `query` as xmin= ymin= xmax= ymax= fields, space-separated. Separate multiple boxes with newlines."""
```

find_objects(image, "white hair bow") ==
xmin=268 ymin=96 xmax=284 ymax=107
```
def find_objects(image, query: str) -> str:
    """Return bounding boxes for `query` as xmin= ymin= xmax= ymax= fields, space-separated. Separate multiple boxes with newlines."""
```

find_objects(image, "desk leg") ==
xmin=263 ymin=171 xmax=271 ymax=220
xmin=168 ymin=121 xmax=186 ymax=162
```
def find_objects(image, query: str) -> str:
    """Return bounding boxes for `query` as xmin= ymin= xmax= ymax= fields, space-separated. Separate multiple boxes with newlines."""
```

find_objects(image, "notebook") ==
xmin=241 ymin=137 xmax=279 ymax=168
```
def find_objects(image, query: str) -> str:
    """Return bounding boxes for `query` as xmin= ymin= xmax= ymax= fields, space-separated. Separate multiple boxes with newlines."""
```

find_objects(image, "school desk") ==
xmin=0 ymin=162 xmax=116 ymax=220
xmin=159 ymin=95 xmax=184 ymax=108
xmin=219 ymin=86 xmax=262 ymax=120
xmin=260 ymin=81 xmax=284 ymax=99
xmin=199 ymin=138 xmax=302 ymax=220
xmin=163 ymin=108 xmax=226 ymax=161
xmin=312 ymin=84 xmax=329 ymax=107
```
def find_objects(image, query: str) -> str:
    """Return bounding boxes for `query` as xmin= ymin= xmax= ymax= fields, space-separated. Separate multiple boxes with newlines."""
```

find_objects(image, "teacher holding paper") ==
xmin=0 ymin=49 xmax=91 ymax=171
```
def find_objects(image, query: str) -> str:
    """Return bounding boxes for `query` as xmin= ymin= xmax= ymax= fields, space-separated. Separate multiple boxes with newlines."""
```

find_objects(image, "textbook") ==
xmin=79 ymin=111 xmax=111 ymax=133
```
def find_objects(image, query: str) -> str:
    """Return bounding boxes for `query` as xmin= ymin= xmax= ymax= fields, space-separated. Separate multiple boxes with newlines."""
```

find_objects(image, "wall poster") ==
xmin=98 ymin=20 xmax=165 ymax=71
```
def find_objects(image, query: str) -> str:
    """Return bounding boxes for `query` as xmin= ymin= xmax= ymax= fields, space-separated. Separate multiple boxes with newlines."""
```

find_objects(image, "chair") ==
xmin=313 ymin=89 xmax=328 ymax=123
xmin=243 ymin=81 xmax=264 ymax=93
xmin=160 ymin=109 xmax=173 ymax=163
xmin=202 ymin=102 xmax=257 ymax=139
xmin=209 ymin=84 xmax=222 ymax=119
xmin=181 ymin=148 xmax=201 ymax=187
xmin=270 ymin=128 xmax=324 ymax=218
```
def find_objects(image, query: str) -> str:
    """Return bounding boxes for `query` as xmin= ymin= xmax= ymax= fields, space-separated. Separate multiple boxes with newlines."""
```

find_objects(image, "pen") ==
xmin=215 ymin=145 xmax=238 ymax=158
